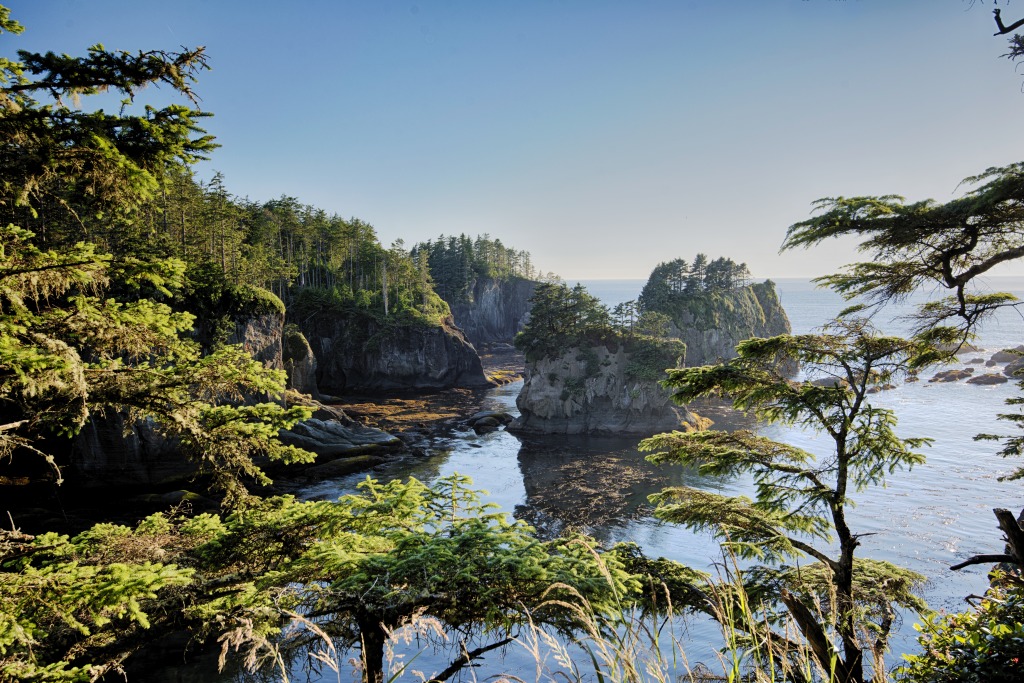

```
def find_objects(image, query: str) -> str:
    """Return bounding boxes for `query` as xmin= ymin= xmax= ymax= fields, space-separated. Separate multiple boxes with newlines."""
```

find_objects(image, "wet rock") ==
xmin=1004 ymin=357 xmax=1024 ymax=378
xmin=466 ymin=410 xmax=514 ymax=426
xmin=472 ymin=417 xmax=502 ymax=434
xmin=298 ymin=454 xmax=388 ymax=480
xmin=967 ymin=373 xmax=1010 ymax=385
xmin=279 ymin=418 xmax=402 ymax=458
xmin=991 ymin=346 xmax=1024 ymax=363
xmin=939 ymin=342 xmax=982 ymax=355
xmin=930 ymin=368 xmax=975 ymax=383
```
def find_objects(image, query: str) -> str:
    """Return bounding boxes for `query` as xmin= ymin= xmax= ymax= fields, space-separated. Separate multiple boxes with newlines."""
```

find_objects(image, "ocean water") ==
xmin=288 ymin=277 xmax=1024 ymax=681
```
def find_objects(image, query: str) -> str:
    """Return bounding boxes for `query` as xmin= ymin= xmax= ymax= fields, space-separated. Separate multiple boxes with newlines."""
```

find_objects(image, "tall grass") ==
xmin=248 ymin=552 xmax=842 ymax=683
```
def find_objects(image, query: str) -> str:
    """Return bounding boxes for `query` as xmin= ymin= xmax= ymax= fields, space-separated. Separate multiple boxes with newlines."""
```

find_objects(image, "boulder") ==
xmin=992 ymin=346 xmax=1024 ymax=363
xmin=465 ymin=410 xmax=514 ymax=434
xmin=930 ymin=368 xmax=974 ymax=383
xmin=278 ymin=418 xmax=402 ymax=458
xmin=967 ymin=373 xmax=1010 ymax=385
xmin=1004 ymin=356 xmax=1024 ymax=378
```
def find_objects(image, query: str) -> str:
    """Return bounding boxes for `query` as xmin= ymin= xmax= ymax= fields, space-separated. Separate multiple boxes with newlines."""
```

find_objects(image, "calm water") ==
xmin=288 ymin=278 xmax=1024 ymax=680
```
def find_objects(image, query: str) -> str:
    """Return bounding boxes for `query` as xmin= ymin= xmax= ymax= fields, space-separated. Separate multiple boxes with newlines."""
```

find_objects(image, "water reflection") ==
xmin=513 ymin=433 xmax=729 ymax=541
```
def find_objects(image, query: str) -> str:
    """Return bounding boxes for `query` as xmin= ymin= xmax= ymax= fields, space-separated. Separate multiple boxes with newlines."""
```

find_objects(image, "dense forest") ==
xmin=637 ymin=254 xmax=752 ymax=313
xmin=10 ymin=148 xmax=451 ymax=327
xmin=410 ymin=233 xmax=539 ymax=303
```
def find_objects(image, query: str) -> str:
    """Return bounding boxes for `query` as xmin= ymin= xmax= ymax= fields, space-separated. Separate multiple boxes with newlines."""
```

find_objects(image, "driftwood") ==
xmin=950 ymin=508 xmax=1024 ymax=571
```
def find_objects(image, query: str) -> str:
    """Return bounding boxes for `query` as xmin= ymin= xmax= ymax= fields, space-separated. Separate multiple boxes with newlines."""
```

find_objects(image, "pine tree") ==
xmin=641 ymin=319 xmax=934 ymax=682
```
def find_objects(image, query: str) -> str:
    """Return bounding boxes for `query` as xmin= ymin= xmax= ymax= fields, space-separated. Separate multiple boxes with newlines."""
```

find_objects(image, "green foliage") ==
xmin=641 ymin=318 xmax=937 ymax=682
xmin=623 ymin=335 xmax=685 ymax=382
xmin=782 ymin=163 xmax=1024 ymax=337
xmin=900 ymin=581 xmax=1024 ymax=683
xmin=514 ymin=281 xmax=612 ymax=361
xmin=410 ymin=233 xmax=536 ymax=304
xmin=0 ymin=475 xmax=651 ymax=683
xmin=0 ymin=218 xmax=311 ymax=502
xmin=638 ymin=255 xmax=752 ymax=315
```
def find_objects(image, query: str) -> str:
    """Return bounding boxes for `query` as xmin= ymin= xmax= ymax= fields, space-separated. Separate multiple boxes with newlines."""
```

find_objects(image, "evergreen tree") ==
xmin=514 ymin=282 xmax=610 ymax=360
xmin=641 ymin=320 xmax=934 ymax=682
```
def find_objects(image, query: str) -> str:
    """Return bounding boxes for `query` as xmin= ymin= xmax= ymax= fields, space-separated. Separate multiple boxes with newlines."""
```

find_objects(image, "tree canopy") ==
xmin=641 ymin=320 xmax=935 ymax=682
xmin=410 ymin=233 xmax=536 ymax=304
xmin=514 ymin=281 xmax=612 ymax=361
xmin=782 ymin=163 xmax=1024 ymax=341
xmin=638 ymin=254 xmax=752 ymax=315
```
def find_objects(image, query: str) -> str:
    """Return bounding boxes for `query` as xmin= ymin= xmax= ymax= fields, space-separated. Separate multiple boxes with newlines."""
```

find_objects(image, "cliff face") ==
xmin=69 ymin=307 xmax=287 ymax=489
xmin=667 ymin=281 xmax=790 ymax=366
xmin=283 ymin=325 xmax=319 ymax=399
xmin=510 ymin=340 xmax=703 ymax=435
xmin=446 ymin=277 xmax=536 ymax=346
xmin=301 ymin=312 xmax=491 ymax=394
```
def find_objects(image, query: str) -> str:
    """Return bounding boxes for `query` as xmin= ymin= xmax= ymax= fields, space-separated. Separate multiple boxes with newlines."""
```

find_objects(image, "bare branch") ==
xmin=993 ymin=8 xmax=1024 ymax=36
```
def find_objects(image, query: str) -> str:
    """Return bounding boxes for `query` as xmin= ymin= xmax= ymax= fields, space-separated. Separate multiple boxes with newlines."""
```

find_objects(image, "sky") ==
xmin=8 ymin=0 xmax=1024 ymax=279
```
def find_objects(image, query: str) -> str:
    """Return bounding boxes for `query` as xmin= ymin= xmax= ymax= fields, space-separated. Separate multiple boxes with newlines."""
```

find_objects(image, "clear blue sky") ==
xmin=8 ymin=1 xmax=1024 ymax=279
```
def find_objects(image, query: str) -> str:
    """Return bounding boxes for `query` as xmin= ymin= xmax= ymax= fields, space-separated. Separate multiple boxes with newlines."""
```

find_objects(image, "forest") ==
xmin=410 ymin=233 xmax=539 ymax=304
xmin=2 ymin=4 xmax=1024 ymax=683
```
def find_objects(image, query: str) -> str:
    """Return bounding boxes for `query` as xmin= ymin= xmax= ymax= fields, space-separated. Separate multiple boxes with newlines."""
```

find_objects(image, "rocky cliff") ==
xmin=283 ymin=324 xmax=319 ymax=399
xmin=300 ymin=312 xmax=491 ymax=394
xmin=446 ymin=277 xmax=536 ymax=346
xmin=66 ymin=295 xmax=405 ymax=490
xmin=666 ymin=280 xmax=790 ymax=366
xmin=509 ymin=339 xmax=705 ymax=435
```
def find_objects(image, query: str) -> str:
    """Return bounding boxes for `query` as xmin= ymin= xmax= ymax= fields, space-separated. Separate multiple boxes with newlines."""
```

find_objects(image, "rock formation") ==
xmin=509 ymin=339 xmax=705 ymax=435
xmin=663 ymin=281 xmax=791 ymax=366
xmin=300 ymin=312 xmax=491 ymax=393
xmin=446 ymin=277 xmax=536 ymax=346
xmin=284 ymin=324 xmax=319 ymax=399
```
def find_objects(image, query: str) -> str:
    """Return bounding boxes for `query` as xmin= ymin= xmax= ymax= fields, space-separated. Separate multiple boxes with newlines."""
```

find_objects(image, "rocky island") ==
xmin=510 ymin=258 xmax=791 ymax=436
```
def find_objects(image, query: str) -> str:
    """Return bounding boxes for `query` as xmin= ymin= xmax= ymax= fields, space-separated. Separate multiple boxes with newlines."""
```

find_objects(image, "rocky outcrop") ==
xmin=968 ymin=373 xmax=1010 ymax=385
xmin=284 ymin=325 xmax=319 ymax=399
xmin=510 ymin=340 xmax=705 ymax=435
xmin=664 ymin=281 xmax=791 ymax=366
xmin=226 ymin=311 xmax=284 ymax=371
xmin=70 ymin=414 xmax=194 ymax=489
xmin=68 ymin=294 xmax=289 ymax=489
xmin=278 ymin=418 xmax=401 ymax=458
xmin=446 ymin=277 xmax=536 ymax=346
xmin=301 ymin=312 xmax=491 ymax=394
xmin=931 ymin=368 xmax=975 ymax=383
xmin=992 ymin=346 xmax=1024 ymax=363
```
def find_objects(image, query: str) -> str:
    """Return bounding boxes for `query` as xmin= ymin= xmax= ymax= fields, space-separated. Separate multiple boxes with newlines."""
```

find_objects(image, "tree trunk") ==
xmin=358 ymin=618 xmax=387 ymax=683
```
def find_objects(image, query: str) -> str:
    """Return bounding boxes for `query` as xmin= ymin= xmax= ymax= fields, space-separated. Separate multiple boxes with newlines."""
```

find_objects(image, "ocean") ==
xmin=288 ymin=277 xmax=1024 ymax=681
